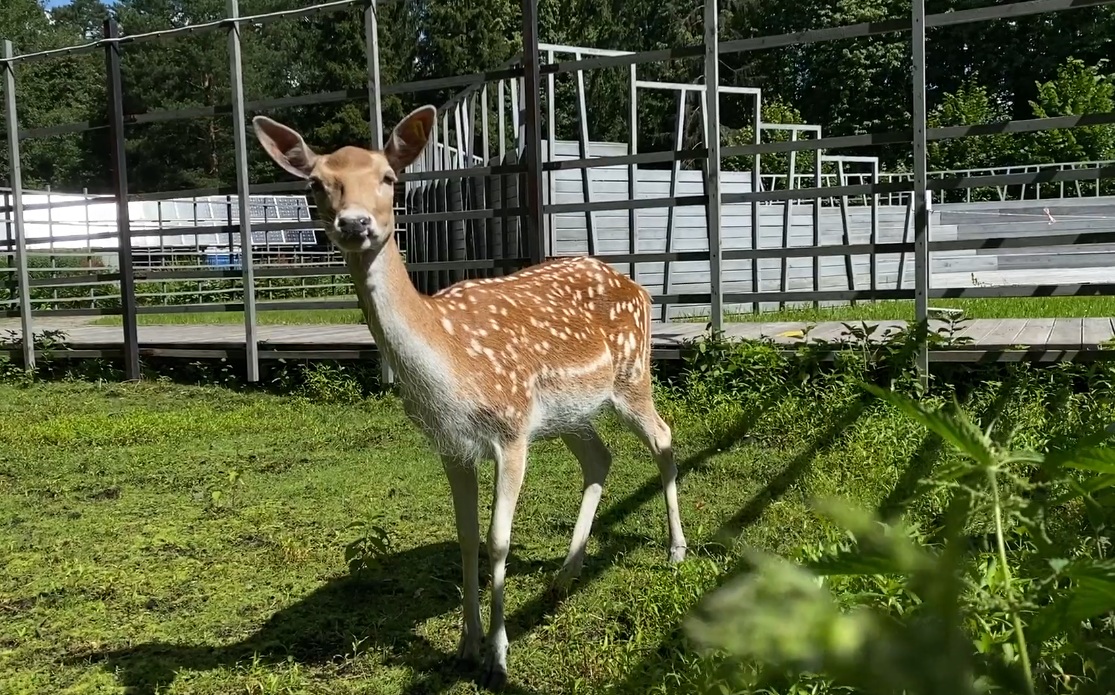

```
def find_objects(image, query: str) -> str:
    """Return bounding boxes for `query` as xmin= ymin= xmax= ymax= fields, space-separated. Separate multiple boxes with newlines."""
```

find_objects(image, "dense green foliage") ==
xmin=1 ymin=0 xmax=1113 ymax=197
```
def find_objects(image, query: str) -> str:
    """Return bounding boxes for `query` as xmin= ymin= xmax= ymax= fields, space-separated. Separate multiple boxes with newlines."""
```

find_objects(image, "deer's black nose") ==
xmin=337 ymin=214 xmax=371 ymax=236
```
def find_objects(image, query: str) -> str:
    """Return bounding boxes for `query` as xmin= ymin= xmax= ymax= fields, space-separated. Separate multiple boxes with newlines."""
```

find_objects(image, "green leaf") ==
xmin=1029 ymin=559 xmax=1115 ymax=643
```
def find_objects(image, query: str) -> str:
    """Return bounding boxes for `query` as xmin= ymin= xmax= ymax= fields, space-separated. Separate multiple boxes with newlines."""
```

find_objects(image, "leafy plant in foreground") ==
xmin=685 ymin=384 xmax=1115 ymax=695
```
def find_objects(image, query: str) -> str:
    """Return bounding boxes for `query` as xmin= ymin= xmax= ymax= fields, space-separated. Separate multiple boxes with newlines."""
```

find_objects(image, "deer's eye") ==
xmin=383 ymin=171 xmax=397 ymax=186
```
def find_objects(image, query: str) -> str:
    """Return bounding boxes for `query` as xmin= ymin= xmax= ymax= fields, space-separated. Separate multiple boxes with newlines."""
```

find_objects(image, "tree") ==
xmin=926 ymin=76 xmax=1015 ymax=172
xmin=1026 ymin=57 xmax=1115 ymax=165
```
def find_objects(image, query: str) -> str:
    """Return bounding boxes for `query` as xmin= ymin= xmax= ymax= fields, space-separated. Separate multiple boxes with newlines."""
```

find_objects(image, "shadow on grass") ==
xmin=713 ymin=392 xmax=871 ymax=541
xmin=74 ymin=541 xmax=559 ymax=695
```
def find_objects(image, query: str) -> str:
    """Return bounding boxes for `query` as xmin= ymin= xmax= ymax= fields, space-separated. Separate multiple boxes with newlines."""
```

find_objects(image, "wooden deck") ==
xmin=10 ymin=317 xmax=1115 ymax=363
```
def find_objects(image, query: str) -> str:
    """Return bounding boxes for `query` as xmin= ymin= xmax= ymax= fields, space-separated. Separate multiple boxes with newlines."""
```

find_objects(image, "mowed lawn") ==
xmin=87 ymin=295 xmax=1115 ymax=328
xmin=0 ymin=375 xmax=1073 ymax=694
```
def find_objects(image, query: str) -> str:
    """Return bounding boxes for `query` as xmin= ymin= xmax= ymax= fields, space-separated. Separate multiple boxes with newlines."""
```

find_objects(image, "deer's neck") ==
xmin=345 ymin=239 xmax=446 ymax=385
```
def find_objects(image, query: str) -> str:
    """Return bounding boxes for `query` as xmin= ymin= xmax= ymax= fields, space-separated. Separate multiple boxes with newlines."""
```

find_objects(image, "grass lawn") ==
xmin=89 ymin=295 xmax=1115 ymax=327
xmin=0 ymin=371 xmax=1107 ymax=693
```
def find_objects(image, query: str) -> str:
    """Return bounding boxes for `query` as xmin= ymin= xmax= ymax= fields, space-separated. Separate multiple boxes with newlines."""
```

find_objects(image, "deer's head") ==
xmin=251 ymin=105 xmax=435 ymax=253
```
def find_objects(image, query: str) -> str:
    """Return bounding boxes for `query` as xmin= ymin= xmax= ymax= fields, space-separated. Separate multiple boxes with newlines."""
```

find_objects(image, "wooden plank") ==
xmin=1082 ymin=318 xmax=1115 ymax=349
xmin=1011 ymin=318 xmax=1057 ymax=348
xmin=1047 ymin=318 xmax=1083 ymax=350
xmin=977 ymin=318 xmax=1031 ymax=349
xmin=951 ymin=318 xmax=1004 ymax=345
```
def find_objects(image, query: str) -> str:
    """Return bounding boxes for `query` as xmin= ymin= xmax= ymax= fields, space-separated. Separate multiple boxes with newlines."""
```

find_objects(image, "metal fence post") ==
xmin=519 ymin=0 xmax=545 ymax=267
xmin=227 ymin=0 xmax=259 ymax=382
xmin=911 ymin=0 xmax=930 ymax=386
xmin=364 ymin=0 xmax=383 ymax=150
xmin=103 ymin=19 xmax=141 ymax=381
xmin=704 ymin=0 xmax=724 ymax=331
xmin=363 ymin=0 xmax=394 ymax=386
xmin=3 ymin=41 xmax=34 ymax=370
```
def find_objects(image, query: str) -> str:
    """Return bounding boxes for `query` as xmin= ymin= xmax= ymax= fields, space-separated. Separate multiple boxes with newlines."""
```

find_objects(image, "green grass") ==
xmin=0 ymin=365 xmax=1110 ymax=693
xmin=88 ymin=295 xmax=1115 ymax=327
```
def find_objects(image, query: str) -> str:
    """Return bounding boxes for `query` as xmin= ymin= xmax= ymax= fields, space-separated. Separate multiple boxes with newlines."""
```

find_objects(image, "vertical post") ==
xmin=628 ymin=64 xmax=638 ymax=282
xmin=227 ymin=0 xmax=259 ymax=382
xmin=779 ymin=130 xmax=796 ymax=310
xmin=364 ymin=0 xmax=394 ymax=385
xmin=870 ymin=160 xmax=879 ymax=299
xmin=364 ymin=0 xmax=383 ymax=149
xmin=104 ymin=20 xmax=140 ymax=381
xmin=751 ymin=93 xmax=761 ymax=314
xmin=911 ymin=0 xmax=930 ymax=385
xmin=813 ymin=138 xmax=822 ymax=309
xmin=546 ymin=49 xmax=556 ymax=257
xmin=704 ymin=0 xmax=724 ymax=331
xmin=519 ymin=0 xmax=545 ymax=266
xmin=3 ymin=41 xmax=34 ymax=370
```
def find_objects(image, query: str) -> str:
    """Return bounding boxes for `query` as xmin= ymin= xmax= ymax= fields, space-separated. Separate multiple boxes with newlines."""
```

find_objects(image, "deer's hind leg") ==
xmin=555 ymin=426 xmax=613 ymax=589
xmin=613 ymin=386 xmax=687 ymax=564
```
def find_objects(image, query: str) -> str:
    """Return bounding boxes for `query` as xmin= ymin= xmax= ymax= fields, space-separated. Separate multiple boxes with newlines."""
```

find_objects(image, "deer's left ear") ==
xmin=252 ymin=116 xmax=318 ymax=179
xmin=384 ymin=105 xmax=435 ymax=171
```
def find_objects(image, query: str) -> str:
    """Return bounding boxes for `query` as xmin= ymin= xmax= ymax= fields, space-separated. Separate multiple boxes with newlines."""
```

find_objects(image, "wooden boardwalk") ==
xmin=9 ymin=317 xmax=1115 ymax=363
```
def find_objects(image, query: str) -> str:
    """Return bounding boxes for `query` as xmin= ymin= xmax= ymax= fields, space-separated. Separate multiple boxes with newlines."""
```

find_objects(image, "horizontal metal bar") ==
xmin=27 ymin=273 xmax=121 ymax=288
xmin=930 ymin=111 xmax=1115 ymax=141
xmin=542 ymin=148 xmax=706 ymax=172
xmin=725 ymin=288 xmax=915 ymax=303
xmin=20 ymin=120 xmax=108 ymax=140
xmin=650 ymin=293 xmax=714 ymax=305
xmin=1 ymin=196 xmax=113 ymax=214
xmin=256 ymin=299 xmax=358 ymax=312
xmin=407 ymin=257 xmax=529 ymax=272
xmin=635 ymin=80 xmax=760 ymax=95
xmin=397 ymin=207 xmax=523 ymax=224
xmin=724 ymin=241 xmax=912 ymax=261
xmin=930 ymin=230 xmax=1115 ymax=253
xmin=381 ymin=66 xmax=524 ymax=97
xmin=542 ymin=46 xmax=705 ymax=77
xmin=401 ymin=162 xmax=526 ymax=182
xmin=718 ymin=18 xmax=909 ymax=55
xmin=722 ymin=130 xmax=909 ymax=157
xmin=126 ymin=180 xmax=305 ymax=202
xmin=723 ymin=180 xmax=910 ymax=204
xmin=260 ymin=348 xmax=381 ymax=359
xmin=761 ymin=124 xmax=821 ymax=133
xmin=929 ymin=165 xmax=1115 ymax=191
xmin=544 ymin=195 xmax=707 ymax=216
xmin=1 ymin=0 xmax=362 ymax=65
xmin=820 ymin=155 xmax=878 ymax=163
xmin=11 ymin=306 xmax=122 ymax=318
xmin=931 ymin=284 xmax=1115 ymax=299
xmin=539 ymin=43 xmax=630 ymax=57
xmin=130 ymin=88 xmax=366 ymax=127
xmin=926 ymin=0 xmax=1115 ymax=29
xmin=589 ymin=251 xmax=711 ymax=264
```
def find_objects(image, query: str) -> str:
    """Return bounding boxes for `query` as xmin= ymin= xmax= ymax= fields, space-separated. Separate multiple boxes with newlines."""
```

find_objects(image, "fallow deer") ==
xmin=252 ymin=105 xmax=687 ymax=689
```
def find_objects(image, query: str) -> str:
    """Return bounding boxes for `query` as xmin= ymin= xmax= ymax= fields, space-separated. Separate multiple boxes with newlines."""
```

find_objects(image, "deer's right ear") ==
xmin=252 ymin=116 xmax=318 ymax=179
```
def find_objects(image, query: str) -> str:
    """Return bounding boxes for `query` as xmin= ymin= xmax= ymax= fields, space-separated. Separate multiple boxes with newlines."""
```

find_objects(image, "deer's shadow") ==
xmin=73 ymin=541 xmax=559 ymax=695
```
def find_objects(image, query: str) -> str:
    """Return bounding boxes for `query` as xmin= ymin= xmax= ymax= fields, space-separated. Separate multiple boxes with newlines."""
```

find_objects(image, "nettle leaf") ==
xmin=863 ymin=384 xmax=998 ymax=471
xmin=1029 ymin=559 xmax=1115 ymax=643
xmin=1055 ymin=446 xmax=1115 ymax=475
xmin=811 ymin=498 xmax=931 ymax=577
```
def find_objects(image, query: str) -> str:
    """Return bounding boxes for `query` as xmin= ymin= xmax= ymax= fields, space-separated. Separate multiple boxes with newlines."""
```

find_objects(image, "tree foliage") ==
xmin=0 ymin=0 xmax=1112 ymax=194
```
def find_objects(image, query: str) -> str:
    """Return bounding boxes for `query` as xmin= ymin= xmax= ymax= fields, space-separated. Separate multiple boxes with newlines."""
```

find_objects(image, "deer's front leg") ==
xmin=483 ymin=438 xmax=528 ymax=690
xmin=442 ymin=456 xmax=481 ymax=664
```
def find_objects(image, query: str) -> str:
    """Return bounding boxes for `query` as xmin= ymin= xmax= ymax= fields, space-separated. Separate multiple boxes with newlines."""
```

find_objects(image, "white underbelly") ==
xmin=528 ymin=389 xmax=613 ymax=439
